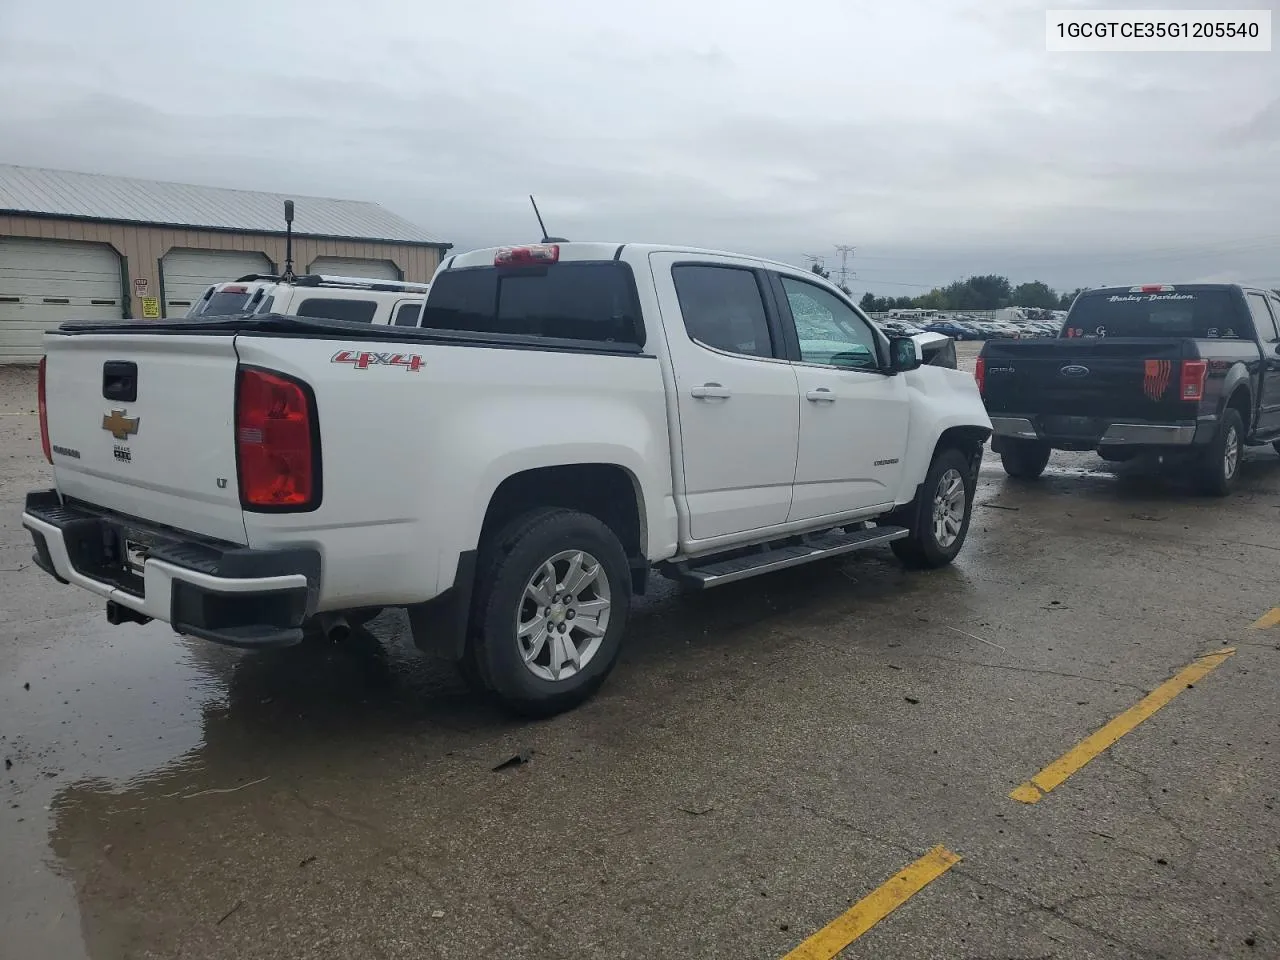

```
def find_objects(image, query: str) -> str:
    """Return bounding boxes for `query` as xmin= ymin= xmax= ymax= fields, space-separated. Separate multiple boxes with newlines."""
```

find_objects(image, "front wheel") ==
xmin=469 ymin=508 xmax=631 ymax=717
xmin=891 ymin=448 xmax=976 ymax=570
xmin=1000 ymin=440 xmax=1051 ymax=480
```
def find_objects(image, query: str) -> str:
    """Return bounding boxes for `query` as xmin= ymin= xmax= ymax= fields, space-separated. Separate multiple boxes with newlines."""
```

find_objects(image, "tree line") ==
xmin=856 ymin=274 xmax=1087 ymax=314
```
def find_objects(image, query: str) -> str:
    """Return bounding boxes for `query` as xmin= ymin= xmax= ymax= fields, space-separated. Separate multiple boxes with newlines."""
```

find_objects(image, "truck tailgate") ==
xmin=43 ymin=333 xmax=247 ymax=544
xmin=982 ymin=338 xmax=1193 ymax=421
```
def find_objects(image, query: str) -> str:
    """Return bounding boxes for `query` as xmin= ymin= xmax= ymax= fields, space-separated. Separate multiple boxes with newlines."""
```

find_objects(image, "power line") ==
xmin=801 ymin=253 xmax=826 ymax=274
xmin=848 ymin=234 xmax=1280 ymax=269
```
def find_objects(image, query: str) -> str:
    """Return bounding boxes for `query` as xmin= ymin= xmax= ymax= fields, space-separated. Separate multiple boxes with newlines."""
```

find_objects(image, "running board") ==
xmin=674 ymin=526 xmax=909 ymax=589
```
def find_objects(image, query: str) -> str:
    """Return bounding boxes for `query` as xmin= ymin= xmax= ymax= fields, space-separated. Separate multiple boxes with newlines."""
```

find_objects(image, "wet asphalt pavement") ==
xmin=2 ymin=347 xmax=1278 ymax=960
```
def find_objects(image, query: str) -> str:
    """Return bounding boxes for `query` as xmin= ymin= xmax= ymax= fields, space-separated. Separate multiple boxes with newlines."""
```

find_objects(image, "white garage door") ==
xmin=0 ymin=238 xmax=123 ymax=363
xmin=307 ymin=257 xmax=401 ymax=281
xmin=161 ymin=249 xmax=273 ymax=317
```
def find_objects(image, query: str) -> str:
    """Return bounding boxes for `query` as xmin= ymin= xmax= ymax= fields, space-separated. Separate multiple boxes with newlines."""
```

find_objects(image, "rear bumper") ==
xmin=989 ymin=416 xmax=1210 ymax=449
xmin=22 ymin=490 xmax=320 ymax=649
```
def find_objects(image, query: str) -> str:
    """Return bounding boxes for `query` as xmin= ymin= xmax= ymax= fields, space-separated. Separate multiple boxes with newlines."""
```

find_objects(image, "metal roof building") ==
xmin=0 ymin=164 xmax=451 ymax=362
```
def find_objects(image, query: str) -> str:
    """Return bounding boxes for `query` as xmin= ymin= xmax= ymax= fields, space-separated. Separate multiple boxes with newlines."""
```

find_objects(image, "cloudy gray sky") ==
xmin=1 ymin=0 xmax=1276 ymax=296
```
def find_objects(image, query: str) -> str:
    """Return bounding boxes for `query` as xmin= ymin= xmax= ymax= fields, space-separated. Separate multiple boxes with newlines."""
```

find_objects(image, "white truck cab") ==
xmin=187 ymin=273 xmax=429 ymax=327
xmin=25 ymin=241 xmax=991 ymax=717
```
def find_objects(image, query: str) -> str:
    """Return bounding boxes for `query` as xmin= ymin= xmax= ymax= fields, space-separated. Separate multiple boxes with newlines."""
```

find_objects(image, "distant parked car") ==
xmin=924 ymin=320 xmax=978 ymax=340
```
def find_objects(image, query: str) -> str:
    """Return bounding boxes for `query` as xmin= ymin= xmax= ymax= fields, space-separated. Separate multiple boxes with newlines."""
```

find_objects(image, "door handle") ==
xmin=691 ymin=383 xmax=731 ymax=399
xmin=806 ymin=388 xmax=836 ymax=402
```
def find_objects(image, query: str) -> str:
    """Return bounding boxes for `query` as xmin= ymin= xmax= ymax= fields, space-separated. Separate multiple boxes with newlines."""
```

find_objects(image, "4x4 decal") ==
xmin=330 ymin=350 xmax=423 ymax=372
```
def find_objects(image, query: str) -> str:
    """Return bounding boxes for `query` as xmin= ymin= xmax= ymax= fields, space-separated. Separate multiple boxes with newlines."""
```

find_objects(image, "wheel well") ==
xmin=935 ymin=425 xmax=991 ymax=464
xmin=1226 ymin=386 xmax=1252 ymax=432
xmin=480 ymin=464 xmax=644 ymax=563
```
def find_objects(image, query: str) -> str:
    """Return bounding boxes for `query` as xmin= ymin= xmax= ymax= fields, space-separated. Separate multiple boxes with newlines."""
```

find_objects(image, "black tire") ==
xmin=891 ymin=447 xmax=976 ymax=570
xmin=1000 ymin=440 xmax=1051 ymax=480
xmin=1196 ymin=408 xmax=1243 ymax=497
xmin=469 ymin=508 xmax=631 ymax=717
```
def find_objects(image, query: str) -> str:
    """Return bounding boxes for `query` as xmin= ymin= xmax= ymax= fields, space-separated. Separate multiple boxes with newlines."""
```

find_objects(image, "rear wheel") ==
xmin=1000 ymin=440 xmax=1051 ymax=480
xmin=891 ymin=448 xmax=975 ymax=570
xmin=468 ymin=508 xmax=631 ymax=717
xmin=1196 ymin=408 xmax=1243 ymax=497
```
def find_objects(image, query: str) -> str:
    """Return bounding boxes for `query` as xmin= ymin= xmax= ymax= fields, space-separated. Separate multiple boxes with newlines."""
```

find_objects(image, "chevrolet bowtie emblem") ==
xmin=102 ymin=409 xmax=140 ymax=441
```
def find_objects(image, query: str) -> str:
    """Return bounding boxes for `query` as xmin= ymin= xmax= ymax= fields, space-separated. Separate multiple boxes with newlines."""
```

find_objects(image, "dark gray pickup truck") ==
xmin=978 ymin=283 xmax=1280 ymax=495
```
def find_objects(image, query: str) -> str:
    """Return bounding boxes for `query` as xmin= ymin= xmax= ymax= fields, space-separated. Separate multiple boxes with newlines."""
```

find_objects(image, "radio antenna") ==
xmin=529 ymin=195 xmax=567 ymax=243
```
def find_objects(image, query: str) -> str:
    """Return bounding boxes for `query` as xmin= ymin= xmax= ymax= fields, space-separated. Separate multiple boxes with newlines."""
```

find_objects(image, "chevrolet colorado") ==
xmin=24 ymin=242 xmax=991 ymax=715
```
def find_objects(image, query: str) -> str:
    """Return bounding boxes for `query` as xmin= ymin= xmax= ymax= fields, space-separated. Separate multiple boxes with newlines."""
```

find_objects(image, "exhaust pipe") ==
xmin=316 ymin=613 xmax=351 ymax=643
xmin=106 ymin=600 xmax=152 ymax=626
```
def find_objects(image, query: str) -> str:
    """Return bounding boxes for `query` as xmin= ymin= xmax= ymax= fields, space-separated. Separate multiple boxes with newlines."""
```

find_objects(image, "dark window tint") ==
xmin=255 ymin=295 xmax=275 ymax=314
xmin=1246 ymin=293 xmax=1279 ymax=341
xmin=295 ymin=298 xmax=378 ymax=324
xmin=191 ymin=291 xmax=252 ymax=317
xmin=421 ymin=262 xmax=643 ymax=345
xmin=672 ymin=265 xmax=773 ymax=359
xmin=394 ymin=302 xmax=422 ymax=326
xmin=1065 ymin=289 xmax=1247 ymax=339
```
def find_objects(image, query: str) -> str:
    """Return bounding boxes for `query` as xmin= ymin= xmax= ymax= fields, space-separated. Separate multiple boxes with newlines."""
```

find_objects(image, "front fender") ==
xmin=895 ymin=366 xmax=992 ymax=505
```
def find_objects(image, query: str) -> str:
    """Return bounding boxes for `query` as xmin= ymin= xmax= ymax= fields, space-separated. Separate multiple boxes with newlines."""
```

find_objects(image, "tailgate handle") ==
xmin=103 ymin=361 xmax=138 ymax=403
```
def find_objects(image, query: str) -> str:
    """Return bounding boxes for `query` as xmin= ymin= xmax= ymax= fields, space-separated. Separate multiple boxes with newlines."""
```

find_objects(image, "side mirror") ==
xmin=889 ymin=336 xmax=922 ymax=372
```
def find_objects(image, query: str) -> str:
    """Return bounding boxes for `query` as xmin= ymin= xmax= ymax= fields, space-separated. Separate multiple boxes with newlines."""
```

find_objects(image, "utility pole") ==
xmin=801 ymin=253 xmax=827 ymax=276
xmin=833 ymin=244 xmax=856 ymax=290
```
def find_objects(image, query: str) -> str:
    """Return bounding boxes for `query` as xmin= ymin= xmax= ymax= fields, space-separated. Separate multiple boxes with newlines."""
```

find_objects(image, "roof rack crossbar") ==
xmin=229 ymin=273 xmax=429 ymax=293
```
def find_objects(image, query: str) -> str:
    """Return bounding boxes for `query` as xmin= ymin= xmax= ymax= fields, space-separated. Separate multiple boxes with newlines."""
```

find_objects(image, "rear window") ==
xmin=295 ymin=298 xmax=378 ymax=324
xmin=1065 ymin=290 xmax=1248 ymax=339
xmin=421 ymin=262 xmax=644 ymax=346
xmin=190 ymin=291 xmax=253 ymax=317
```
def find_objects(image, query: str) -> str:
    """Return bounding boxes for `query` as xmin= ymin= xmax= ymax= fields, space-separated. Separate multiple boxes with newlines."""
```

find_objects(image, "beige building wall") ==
xmin=0 ymin=215 xmax=443 ymax=317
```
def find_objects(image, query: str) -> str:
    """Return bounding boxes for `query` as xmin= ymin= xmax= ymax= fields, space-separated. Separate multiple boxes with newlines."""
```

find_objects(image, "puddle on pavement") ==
xmin=0 ymin=607 xmax=492 ymax=959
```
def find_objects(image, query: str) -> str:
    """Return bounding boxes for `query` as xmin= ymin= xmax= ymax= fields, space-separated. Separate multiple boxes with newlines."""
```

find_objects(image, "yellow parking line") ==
xmin=1251 ymin=608 xmax=1280 ymax=629
xmin=782 ymin=845 xmax=961 ymax=960
xmin=1010 ymin=648 xmax=1235 ymax=804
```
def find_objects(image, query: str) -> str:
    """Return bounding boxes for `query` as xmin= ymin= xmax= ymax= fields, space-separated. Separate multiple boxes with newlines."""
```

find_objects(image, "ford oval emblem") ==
xmin=1060 ymin=364 xmax=1090 ymax=378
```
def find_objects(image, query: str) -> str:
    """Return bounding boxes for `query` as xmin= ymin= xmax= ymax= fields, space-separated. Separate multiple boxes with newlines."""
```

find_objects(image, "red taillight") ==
xmin=494 ymin=243 xmax=559 ymax=266
xmin=974 ymin=357 xmax=986 ymax=396
xmin=37 ymin=356 xmax=51 ymax=463
xmin=235 ymin=368 xmax=318 ymax=509
xmin=1180 ymin=359 xmax=1208 ymax=402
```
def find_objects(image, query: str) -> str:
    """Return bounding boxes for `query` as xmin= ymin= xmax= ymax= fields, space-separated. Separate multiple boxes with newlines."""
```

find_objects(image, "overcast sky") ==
xmin=1 ymin=0 xmax=1276 ymax=295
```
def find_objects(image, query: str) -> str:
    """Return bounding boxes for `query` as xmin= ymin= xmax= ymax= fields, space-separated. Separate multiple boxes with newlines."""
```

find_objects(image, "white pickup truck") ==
xmin=24 ymin=242 xmax=991 ymax=715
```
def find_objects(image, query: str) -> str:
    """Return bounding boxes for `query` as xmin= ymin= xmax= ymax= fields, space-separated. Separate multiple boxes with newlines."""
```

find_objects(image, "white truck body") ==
xmin=24 ymin=242 xmax=991 ymax=714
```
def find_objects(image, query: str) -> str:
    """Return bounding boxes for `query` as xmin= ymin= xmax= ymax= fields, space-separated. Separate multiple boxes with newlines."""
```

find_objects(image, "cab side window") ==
xmin=672 ymin=265 xmax=776 ymax=359
xmin=296 ymin=298 xmax=378 ymax=324
xmin=394 ymin=302 xmax=422 ymax=326
xmin=1246 ymin=293 xmax=1279 ymax=342
xmin=779 ymin=276 xmax=881 ymax=370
